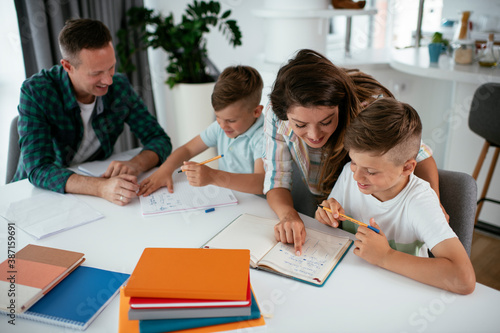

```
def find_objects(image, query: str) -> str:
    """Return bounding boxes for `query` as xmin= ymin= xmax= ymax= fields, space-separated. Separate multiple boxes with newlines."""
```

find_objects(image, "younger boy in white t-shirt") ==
xmin=138 ymin=66 xmax=265 ymax=195
xmin=315 ymin=98 xmax=475 ymax=295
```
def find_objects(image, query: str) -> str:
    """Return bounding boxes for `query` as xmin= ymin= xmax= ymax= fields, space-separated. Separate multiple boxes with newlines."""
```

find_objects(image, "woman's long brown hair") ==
xmin=270 ymin=49 xmax=393 ymax=197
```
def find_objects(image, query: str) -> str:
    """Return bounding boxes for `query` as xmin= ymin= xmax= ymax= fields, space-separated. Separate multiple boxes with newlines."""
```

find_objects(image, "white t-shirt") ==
xmin=329 ymin=163 xmax=456 ymax=257
xmin=72 ymin=99 xmax=100 ymax=165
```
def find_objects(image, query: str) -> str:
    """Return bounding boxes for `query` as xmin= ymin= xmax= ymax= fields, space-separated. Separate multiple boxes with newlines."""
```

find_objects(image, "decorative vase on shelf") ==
xmin=452 ymin=11 xmax=475 ymax=65
xmin=478 ymin=33 xmax=498 ymax=68
xmin=428 ymin=43 xmax=444 ymax=63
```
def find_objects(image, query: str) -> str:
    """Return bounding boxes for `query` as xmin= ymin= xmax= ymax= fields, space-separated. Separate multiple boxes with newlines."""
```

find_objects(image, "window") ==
xmin=0 ymin=1 xmax=25 ymax=184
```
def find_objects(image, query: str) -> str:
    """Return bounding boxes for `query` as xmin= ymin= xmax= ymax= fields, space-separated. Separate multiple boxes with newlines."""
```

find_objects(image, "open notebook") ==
xmin=204 ymin=214 xmax=352 ymax=286
xmin=139 ymin=171 xmax=237 ymax=216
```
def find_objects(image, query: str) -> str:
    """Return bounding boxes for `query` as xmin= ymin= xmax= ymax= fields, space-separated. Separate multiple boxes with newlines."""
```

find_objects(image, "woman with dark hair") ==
xmin=263 ymin=49 xmax=440 ymax=255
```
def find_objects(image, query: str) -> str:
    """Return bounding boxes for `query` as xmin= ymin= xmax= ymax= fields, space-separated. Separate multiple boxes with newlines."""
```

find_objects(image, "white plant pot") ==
xmin=260 ymin=0 xmax=330 ymax=63
xmin=170 ymin=82 xmax=217 ymax=164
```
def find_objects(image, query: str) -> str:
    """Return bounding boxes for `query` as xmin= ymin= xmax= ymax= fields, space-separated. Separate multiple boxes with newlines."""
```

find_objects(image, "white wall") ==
xmin=0 ymin=1 xmax=26 ymax=185
xmin=143 ymin=0 xmax=267 ymax=153
xmin=141 ymin=0 xmax=471 ymax=170
xmin=442 ymin=0 xmax=500 ymax=25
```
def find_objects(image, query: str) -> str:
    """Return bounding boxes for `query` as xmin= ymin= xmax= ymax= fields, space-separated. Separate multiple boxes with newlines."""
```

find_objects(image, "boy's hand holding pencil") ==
xmin=316 ymin=201 xmax=380 ymax=234
xmin=178 ymin=154 xmax=223 ymax=173
xmin=179 ymin=155 xmax=224 ymax=188
xmin=315 ymin=199 xmax=345 ymax=228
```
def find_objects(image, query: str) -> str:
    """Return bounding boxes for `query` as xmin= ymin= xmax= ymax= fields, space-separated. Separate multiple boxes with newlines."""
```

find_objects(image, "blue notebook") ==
xmin=14 ymin=266 xmax=130 ymax=330
xmin=139 ymin=290 xmax=261 ymax=333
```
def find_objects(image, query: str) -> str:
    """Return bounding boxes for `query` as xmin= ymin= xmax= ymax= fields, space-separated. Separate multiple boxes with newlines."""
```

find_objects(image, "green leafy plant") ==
xmin=431 ymin=32 xmax=449 ymax=46
xmin=117 ymin=1 xmax=242 ymax=88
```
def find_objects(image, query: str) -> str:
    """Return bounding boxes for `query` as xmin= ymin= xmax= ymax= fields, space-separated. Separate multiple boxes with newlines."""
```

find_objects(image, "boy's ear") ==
xmin=402 ymin=159 xmax=417 ymax=175
xmin=252 ymin=105 xmax=264 ymax=118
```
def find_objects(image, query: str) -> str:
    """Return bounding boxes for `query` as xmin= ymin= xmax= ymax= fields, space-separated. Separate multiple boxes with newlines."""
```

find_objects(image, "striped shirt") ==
xmin=263 ymin=103 xmax=433 ymax=195
xmin=13 ymin=65 xmax=171 ymax=193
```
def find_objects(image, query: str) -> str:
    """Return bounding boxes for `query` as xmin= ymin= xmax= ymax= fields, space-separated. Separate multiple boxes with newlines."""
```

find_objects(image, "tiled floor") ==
xmin=471 ymin=229 xmax=500 ymax=291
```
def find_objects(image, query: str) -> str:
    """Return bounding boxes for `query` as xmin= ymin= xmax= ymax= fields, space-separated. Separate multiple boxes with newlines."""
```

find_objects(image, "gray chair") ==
xmin=6 ymin=116 xmax=20 ymax=184
xmin=291 ymin=160 xmax=319 ymax=217
xmin=469 ymin=82 xmax=500 ymax=234
xmin=438 ymin=169 xmax=477 ymax=257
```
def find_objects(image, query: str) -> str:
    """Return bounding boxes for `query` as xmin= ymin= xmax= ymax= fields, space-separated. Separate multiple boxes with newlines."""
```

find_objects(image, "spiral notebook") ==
xmin=9 ymin=266 xmax=129 ymax=330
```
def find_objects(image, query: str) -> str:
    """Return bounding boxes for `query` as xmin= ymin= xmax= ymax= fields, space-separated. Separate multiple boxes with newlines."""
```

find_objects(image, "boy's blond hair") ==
xmin=344 ymin=98 xmax=422 ymax=165
xmin=211 ymin=66 xmax=263 ymax=112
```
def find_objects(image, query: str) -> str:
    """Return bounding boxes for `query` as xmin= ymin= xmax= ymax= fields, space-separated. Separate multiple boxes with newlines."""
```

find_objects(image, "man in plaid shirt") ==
xmin=13 ymin=19 xmax=171 ymax=206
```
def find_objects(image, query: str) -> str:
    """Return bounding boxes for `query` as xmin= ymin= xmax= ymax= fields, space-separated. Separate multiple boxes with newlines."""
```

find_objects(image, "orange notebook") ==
xmin=0 ymin=244 xmax=85 ymax=313
xmin=118 ymin=287 xmax=266 ymax=333
xmin=124 ymin=248 xmax=250 ymax=301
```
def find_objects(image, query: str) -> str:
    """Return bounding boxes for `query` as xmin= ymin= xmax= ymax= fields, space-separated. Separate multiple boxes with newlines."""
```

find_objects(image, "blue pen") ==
xmin=205 ymin=208 xmax=215 ymax=213
xmin=318 ymin=205 xmax=380 ymax=233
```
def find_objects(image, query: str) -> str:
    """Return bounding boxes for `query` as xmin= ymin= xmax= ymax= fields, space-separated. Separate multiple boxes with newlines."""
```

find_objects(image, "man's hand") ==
xmin=98 ymin=174 xmax=139 ymax=206
xmin=102 ymin=160 xmax=141 ymax=178
xmin=103 ymin=150 xmax=161 ymax=178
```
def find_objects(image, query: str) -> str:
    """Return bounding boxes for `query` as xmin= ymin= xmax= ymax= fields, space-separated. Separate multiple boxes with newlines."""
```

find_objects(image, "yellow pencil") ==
xmin=318 ymin=205 xmax=380 ymax=233
xmin=178 ymin=154 xmax=224 ymax=173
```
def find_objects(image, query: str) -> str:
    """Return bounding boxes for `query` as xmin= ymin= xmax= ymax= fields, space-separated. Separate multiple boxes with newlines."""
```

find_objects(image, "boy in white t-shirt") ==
xmin=315 ymin=98 xmax=475 ymax=295
xmin=138 ymin=66 xmax=265 ymax=195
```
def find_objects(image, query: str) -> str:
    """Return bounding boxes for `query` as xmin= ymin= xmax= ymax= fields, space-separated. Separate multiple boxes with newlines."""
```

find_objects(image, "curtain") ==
xmin=14 ymin=0 xmax=156 ymax=153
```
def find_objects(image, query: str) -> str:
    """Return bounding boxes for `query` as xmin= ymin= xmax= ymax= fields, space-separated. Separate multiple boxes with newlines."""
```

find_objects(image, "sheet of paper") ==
xmin=3 ymin=192 xmax=104 ymax=239
xmin=77 ymin=147 xmax=142 ymax=177
xmin=139 ymin=174 xmax=238 ymax=216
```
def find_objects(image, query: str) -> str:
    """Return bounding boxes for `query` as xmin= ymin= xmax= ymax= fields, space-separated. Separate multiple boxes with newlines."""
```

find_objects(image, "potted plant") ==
xmin=117 ymin=0 xmax=242 ymax=88
xmin=117 ymin=1 xmax=242 ymax=160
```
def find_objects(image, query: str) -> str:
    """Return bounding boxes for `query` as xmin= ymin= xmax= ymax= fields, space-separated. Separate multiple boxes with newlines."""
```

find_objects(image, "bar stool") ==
xmin=469 ymin=83 xmax=500 ymax=234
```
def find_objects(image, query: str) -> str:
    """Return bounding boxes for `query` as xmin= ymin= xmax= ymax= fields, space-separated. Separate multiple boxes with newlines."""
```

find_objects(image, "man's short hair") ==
xmin=58 ymin=18 xmax=112 ymax=66
xmin=211 ymin=66 xmax=263 ymax=112
xmin=344 ymin=98 xmax=422 ymax=165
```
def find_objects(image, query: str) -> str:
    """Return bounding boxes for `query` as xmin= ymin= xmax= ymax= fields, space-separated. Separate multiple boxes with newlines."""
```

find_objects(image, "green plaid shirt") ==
xmin=13 ymin=65 xmax=171 ymax=193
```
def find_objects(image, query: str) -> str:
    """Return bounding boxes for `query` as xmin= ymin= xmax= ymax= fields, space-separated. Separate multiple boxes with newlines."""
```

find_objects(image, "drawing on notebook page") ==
xmin=204 ymin=214 xmax=352 ymax=286
xmin=139 ymin=172 xmax=237 ymax=216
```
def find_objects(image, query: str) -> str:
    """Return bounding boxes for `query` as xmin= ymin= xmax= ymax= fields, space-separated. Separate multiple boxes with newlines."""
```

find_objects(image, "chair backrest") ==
xmin=290 ymin=164 xmax=477 ymax=256
xmin=6 ymin=115 xmax=20 ymax=184
xmin=438 ymin=169 xmax=477 ymax=256
xmin=469 ymin=82 xmax=500 ymax=147
xmin=291 ymin=160 xmax=318 ymax=217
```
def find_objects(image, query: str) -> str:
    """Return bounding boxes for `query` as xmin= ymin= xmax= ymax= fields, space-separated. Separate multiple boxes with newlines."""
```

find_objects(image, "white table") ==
xmin=1 ymin=178 xmax=500 ymax=333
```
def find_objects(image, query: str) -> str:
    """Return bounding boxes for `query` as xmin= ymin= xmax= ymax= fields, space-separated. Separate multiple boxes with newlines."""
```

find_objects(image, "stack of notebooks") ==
xmin=0 ymin=244 xmax=129 ymax=330
xmin=120 ymin=248 xmax=266 ymax=333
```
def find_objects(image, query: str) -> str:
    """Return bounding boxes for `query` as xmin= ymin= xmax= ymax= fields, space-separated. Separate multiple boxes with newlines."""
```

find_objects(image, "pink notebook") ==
xmin=0 ymin=244 xmax=85 ymax=313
